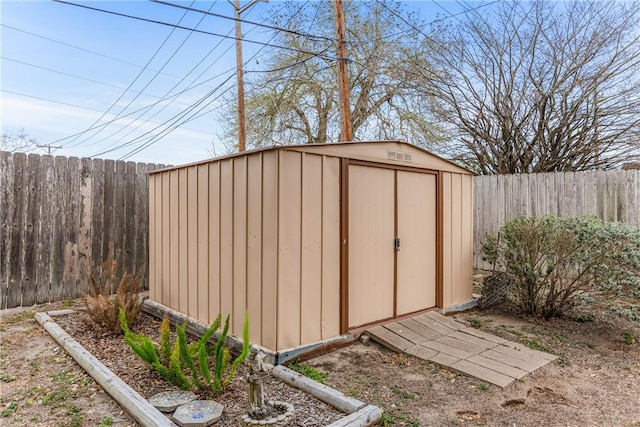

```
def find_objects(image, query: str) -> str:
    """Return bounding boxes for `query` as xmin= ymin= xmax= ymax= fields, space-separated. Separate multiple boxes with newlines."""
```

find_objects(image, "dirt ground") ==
xmin=1 ymin=299 xmax=639 ymax=426
xmin=309 ymin=307 xmax=640 ymax=426
xmin=0 ymin=300 xmax=135 ymax=427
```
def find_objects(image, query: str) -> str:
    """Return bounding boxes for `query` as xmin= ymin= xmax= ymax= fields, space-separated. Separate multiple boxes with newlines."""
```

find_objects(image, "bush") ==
xmin=483 ymin=215 xmax=640 ymax=319
xmin=83 ymin=242 xmax=142 ymax=333
xmin=120 ymin=309 xmax=250 ymax=396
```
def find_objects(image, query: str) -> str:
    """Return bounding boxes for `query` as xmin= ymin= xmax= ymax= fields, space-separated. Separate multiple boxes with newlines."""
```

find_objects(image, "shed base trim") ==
xmin=439 ymin=297 xmax=479 ymax=315
xmin=142 ymin=300 xmax=357 ymax=366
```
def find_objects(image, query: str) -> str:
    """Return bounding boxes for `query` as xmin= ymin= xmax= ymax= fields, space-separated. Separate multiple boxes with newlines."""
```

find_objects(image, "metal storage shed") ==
xmin=147 ymin=141 xmax=474 ymax=356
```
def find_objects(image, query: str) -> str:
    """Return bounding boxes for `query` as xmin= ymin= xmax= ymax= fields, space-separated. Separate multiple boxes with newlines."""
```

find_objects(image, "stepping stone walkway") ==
xmin=366 ymin=311 xmax=557 ymax=388
xmin=149 ymin=390 xmax=198 ymax=413
xmin=173 ymin=400 xmax=224 ymax=427
xmin=149 ymin=391 xmax=224 ymax=426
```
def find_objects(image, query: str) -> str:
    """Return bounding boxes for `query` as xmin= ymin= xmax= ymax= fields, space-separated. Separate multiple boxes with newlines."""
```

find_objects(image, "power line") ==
xmin=1 ymin=89 xmax=210 ymax=135
xmin=93 ymin=0 xmax=300 ymax=159
xmin=94 ymin=73 xmax=236 ymax=160
xmin=68 ymin=0 xmax=218 ymax=149
xmin=61 ymin=0 xmax=198 ymax=148
xmin=67 ymin=2 xmax=257 ymax=151
xmin=2 ymin=89 xmax=109 ymax=113
xmin=0 ymin=23 xmax=196 ymax=85
xmin=52 ymin=0 xmax=338 ymax=61
xmin=150 ymin=0 xmax=335 ymax=43
xmin=373 ymin=0 xmax=499 ymax=46
xmin=0 ymin=56 xmax=192 ymax=106
xmin=152 ymin=0 xmax=333 ymax=43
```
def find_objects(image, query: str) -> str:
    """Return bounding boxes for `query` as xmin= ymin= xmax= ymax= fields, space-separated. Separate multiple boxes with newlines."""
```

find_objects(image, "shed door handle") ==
xmin=394 ymin=237 xmax=400 ymax=251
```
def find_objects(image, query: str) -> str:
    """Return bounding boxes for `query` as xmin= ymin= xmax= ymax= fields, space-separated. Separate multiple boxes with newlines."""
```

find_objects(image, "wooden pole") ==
xmin=235 ymin=0 xmax=247 ymax=152
xmin=333 ymin=0 xmax=353 ymax=142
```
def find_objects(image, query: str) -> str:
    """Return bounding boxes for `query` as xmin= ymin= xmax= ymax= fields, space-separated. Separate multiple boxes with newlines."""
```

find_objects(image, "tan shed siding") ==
xmin=207 ymin=162 xmax=221 ymax=323
xmin=441 ymin=172 xmax=453 ymax=307
xmin=232 ymin=156 xmax=248 ymax=335
xmin=178 ymin=169 xmax=189 ymax=315
xmin=187 ymin=167 xmax=198 ymax=319
xmin=161 ymin=173 xmax=170 ymax=307
xmin=320 ymin=156 xmax=340 ymax=340
xmin=246 ymin=154 xmax=263 ymax=344
xmin=148 ymin=176 xmax=156 ymax=301
xmin=261 ymin=151 xmax=279 ymax=350
xmin=277 ymin=150 xmax=303 ymax=350
xmin=458 ymin=174 xmax=474 ymax=303
xmin=196 ymin=165 xmax=209 ymax=323
xmin=300 ymin=153 xmax=323 ymax=345
xmin=219 ymin=159 xmax=234 ymax=330
xmin=276 ymin=150 xmax=342 ymax=350
xmin=441 ymin=172 xmax=473 ymax=308
xmin=168 ymin=170 xmax=180 ymax=311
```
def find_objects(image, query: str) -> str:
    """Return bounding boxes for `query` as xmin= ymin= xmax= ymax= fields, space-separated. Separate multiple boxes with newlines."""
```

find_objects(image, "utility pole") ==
xmin=233 ymin=0 xmax=267 ymax=152
xmin=37 ymin=144 xmax=62 ymax=155
xmin=333 ymin=0 xmax=352 ymax=142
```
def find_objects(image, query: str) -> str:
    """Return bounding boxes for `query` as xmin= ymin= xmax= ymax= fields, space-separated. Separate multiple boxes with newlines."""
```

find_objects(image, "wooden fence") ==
xmin=474 ymin=169 xmax=640 ymax=269
xmin=0 ymin=151 xmax=166 ymax=309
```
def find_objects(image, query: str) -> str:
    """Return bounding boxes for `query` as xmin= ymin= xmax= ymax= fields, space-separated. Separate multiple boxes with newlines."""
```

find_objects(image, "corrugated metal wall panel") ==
xmin=321 ymin=156 xmax=340 ymax=340
xmin=219 ymin=159 xmax=234 ymax=331
xmin=441 ymin=172 xmax=473 ymax=307
xmin=246 ymin=154 xmax=263 ymax=344
xmin=168 ymin=170 xmax=180 ymax=311
xmin=187 ymin=167 xmax=198 ymax=319
xmin=232 ymin=156 xmax=248 ymax=335
xmin=196 ymin=165 xmax=209 ymax=323
xmin=300 ymin=153 xmax=323 ymax=345
xmin=148 ymin=176 xmax=157 ymax=301
xmin=277 ymin=150 xmax=303 ymax=349
xmin=207 ymin=162 xmax=221 ymax=323
xmin=261 ymin=151 xmax=279 ymax=350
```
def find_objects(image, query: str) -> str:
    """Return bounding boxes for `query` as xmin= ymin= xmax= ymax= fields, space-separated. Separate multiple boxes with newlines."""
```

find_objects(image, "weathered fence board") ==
xmin=474 ymin=169 xmax=640 ymax=269
xmin=0 ymin=151 xmax=163 ymax=309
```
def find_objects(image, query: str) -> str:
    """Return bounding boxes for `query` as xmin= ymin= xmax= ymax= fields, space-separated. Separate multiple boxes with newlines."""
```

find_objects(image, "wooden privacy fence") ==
xmin=0 ymin=151 xmax=166 ymax=309
xmin=474 ymin=169 xmax=640 ymax=269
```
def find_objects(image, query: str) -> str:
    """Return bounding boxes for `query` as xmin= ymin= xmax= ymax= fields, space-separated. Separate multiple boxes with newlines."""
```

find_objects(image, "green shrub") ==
xmin=119 ymin=309 xmax=250 ymax=395
xmin=483 ymin=215 xmax=640 ymax=319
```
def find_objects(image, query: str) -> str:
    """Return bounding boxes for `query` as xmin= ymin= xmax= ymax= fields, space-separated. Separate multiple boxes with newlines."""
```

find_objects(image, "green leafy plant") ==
xmin=83 ymin=242 xmax=142 ymax=334
xmin=288 ymin=361 xmax=328 ymax=385
xmin=623 ymin=331 xmax=636 ymax=345
xmin=119 ymin=309 xmax=250 ymax=395
xmin=483 ymin=215 xmax=640 ymax=319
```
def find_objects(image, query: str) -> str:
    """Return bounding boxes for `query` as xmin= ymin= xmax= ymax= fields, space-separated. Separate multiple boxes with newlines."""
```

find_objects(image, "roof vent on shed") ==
xmin=387 ymin=150 xmax=412 ymax=162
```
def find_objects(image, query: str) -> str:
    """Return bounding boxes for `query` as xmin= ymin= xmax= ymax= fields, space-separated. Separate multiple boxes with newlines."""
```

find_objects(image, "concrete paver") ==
xmin=366 ymin=311 xmax=557 ymax=388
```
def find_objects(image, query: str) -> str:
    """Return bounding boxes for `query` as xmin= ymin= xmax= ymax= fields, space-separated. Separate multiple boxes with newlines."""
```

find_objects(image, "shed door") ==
xmin=396 ymin=171 xmax=437 ymax=315
xmin=348 ymin=166 xmax=395 ymax=328
xmin=348 ymin=165 xmax=437 ymax=329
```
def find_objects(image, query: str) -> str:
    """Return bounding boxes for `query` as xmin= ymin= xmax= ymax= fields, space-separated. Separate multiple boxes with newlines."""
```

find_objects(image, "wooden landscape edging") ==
xmin=35 ymin=310 xmax=176 ymax=427
xmin=36 ymin=307 xmax=383 ymax=427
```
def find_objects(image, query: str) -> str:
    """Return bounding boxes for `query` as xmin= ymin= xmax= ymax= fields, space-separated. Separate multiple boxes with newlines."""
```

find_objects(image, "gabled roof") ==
xmin=148 ymin=140 xmax=474 ymax=175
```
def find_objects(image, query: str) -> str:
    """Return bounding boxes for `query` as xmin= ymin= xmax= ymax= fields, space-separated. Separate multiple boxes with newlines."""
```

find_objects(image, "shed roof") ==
xmin=148 ymin=140 xmax=474 ymax=175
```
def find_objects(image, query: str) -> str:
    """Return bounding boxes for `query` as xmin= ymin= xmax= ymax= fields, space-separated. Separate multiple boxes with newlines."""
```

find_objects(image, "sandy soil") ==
xmin=2 ymin=300 xmax=639 ymax=427
xmin=0 ymin=301 xmax=135 ymax=427
xmin=308 ymin=307 xmax=640 ymax=426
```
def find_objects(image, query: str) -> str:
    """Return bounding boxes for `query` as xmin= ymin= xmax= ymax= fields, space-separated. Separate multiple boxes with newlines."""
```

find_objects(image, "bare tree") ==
xmin=218 ymin=1 xmax=447 ymax=150
xmin=421 ymin=0 xmax=640 ymax=174
xmin=0 ymin=129 xmax=38 ymax=153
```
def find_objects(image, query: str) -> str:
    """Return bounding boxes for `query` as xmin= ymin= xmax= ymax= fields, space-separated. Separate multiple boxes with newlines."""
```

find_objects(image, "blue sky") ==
xmin=1 ymin=1 xmax=465 ymax=165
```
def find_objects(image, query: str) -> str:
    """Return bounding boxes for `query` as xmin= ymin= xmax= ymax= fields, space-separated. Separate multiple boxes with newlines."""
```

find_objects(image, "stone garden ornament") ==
xmin=241 ymin=345 xmax=294 ymax=426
